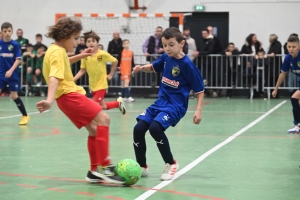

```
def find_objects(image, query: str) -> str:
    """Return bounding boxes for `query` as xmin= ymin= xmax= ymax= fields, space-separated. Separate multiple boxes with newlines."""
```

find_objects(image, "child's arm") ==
xmin=5 ymin=58 xmax=20 ymax=78
xmin=107 ymin=60 xmax=118 ymax=80
xmin=272 ymin=72 xmax=287 ymax=97
xmin=132 ymin=64 xmax=154 ymax=73
xmin=193 ymin=92 xmax=204 ymax=124
xmin=69 ymin=48 xmax=93 ymax=64
xmin=36 ymin=76 xmax=59 ymax=113
xmin=74 ymin=68 xmax=86 ymax=82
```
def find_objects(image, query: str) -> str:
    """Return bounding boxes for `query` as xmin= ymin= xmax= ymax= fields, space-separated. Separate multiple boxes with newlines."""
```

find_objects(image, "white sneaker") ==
xmin=287 ymin=125 xmax=300 ymax=134
xmin=141 ymin=165 xmax=149 ymax=177
xmin=160 ymin=160 xmax=179 ymax=181
xmin=127 ymin=97 xmax=135 ymax=102
xmin=36 ymin=81 xmax=42 ymax=87
xmin=117 ymin=97 xmax=126 ymax=115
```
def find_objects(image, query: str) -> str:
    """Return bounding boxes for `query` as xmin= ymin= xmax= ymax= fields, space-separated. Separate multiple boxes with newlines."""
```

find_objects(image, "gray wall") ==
xmin=1 ymin=0 xmax=299 ymax=52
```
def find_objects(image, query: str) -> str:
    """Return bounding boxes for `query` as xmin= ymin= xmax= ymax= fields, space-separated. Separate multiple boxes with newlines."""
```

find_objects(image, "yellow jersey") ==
xmin=43 ymin=44 xmax=86 ymax=99
xmin=80 ymin=49 xmax=117 ymax=91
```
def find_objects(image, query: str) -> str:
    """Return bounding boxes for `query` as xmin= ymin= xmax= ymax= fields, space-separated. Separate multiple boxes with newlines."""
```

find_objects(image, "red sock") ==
xmin=87 ymin=136 xmax=98 ymax=171
xmin=96 ymin=126 xmax=111 ymax=166
xmin=105 ymin=101 xmax=119 ymax=110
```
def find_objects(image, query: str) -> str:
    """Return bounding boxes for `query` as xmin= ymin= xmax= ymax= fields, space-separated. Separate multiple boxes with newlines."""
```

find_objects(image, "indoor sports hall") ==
xmin=1 ymin=0 xmax=300 ymax=200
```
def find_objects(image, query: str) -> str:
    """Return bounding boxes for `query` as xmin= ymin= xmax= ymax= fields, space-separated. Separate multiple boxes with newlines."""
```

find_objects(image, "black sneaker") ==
xmin=91 ymin=165 xmax=125 ymax=184
xmin=85 ymin=170 xmax=103 ymax=183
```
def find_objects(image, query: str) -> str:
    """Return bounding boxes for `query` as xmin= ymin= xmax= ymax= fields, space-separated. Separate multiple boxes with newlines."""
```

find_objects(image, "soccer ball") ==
xmin=115 ymin=159 xmax=142 ymax=185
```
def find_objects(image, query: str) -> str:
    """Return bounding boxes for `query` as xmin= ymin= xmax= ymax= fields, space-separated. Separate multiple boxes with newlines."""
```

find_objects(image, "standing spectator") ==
xmin=240 ymin=34 xmax=264 ymax=89
xmin=33 ymin=34 xmax=47 ymax=52
xmin=142 ymin=26 xmax=163 ymax=62
xmin=207 ymin=26 xmax=222 ymax=54
xmin=15 ymin=29 xmax=29 ymax=54
xmin=183 ymin=26 xmax=197 ymax=61
xmin=98 ymin=44 xmax=104 ymax=50
xmin=265 ymin=34 xmax=282 ymax=98
xmin=107 ymin=31 xmax=123 ymax=57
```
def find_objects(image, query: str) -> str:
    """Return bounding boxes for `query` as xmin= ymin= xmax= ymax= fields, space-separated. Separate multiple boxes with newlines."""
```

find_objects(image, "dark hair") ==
xmin=289 ymin=33 xmax=298 ymax=38
xmin=162 ymin=27 xmax=184 ymax=43
xmin=287 ymin=36 xmax=299 ymax=43
xmin=246 ymin=33 xmax=256 ymax=45
xmin=202 ymin=28 xmax=209 ymax=33
xmin=17 ymin=29 xmax=23 ymax=32
xmin=27 ymin=43 xmax=33 ymax=48
xmin=156 ymin=26 xmax=163 ymax=30
xmin=123 ymin=39 xmax=129 ymax=43
xmin=228 ymin=42 xmax=235 ymax=46
xmin=45 ymin=17 xmax=82 ymax=41
xmin=1 ymin=22 xmax=13 ymax=30
xmin=83 ymin=30 xmax=100 ymax=43
xmin=257 ymin=49 xmax=265 ymax=54
xmin=36 ymin=33 xmax=42 ymax=38
xmin=183 ymin=26 xmax=190 ymax=31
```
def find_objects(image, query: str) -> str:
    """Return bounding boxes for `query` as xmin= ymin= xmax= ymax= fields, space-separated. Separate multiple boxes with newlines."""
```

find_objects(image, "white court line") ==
xmin=0 ymin=110 xmax=49 ymax=120
xmin=135 ymin=100 xmax=287 ymax=200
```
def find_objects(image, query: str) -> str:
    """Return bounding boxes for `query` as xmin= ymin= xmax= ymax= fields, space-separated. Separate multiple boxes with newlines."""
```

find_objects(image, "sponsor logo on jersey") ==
xmin=172 ymin=66 xmax=180 ymax=77
xmin=8 ymin=45 xmax=13 ymax=51
xmin=0 ymin=53 xmax=14 ymax=57
xmin=97 ymin=55 xmax=102 ymax=61
xmin=162 ymin=77 xmax=179 ymax=88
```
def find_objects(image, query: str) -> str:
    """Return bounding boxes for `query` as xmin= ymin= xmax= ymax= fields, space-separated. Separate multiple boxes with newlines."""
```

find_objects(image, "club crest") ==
xmin=172 ymin=66 xmax=180 ymax=77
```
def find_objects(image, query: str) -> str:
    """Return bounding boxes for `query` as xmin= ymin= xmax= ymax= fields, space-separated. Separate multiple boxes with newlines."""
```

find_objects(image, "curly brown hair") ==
xmin=45 ymin=17 xmax=82 ymax=41
xmin=83 ymin=31 xmax=100 ymax=43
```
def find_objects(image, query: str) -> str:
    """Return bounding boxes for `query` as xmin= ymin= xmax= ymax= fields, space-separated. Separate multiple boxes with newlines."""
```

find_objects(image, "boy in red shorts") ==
xmin=36 ymin=17 xmax=124 ymax=184
xmin=74 ymin=31 xmax=126 ymax=114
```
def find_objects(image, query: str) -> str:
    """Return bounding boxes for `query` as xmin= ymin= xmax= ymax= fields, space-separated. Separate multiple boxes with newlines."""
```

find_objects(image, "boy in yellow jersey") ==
xmin=36 ymin=18 xmax=125 ymax=184
xmin=74 ymin=31 xmax=126 ymax=114
xmin=118 ymin=39 xmax=135 ymax=102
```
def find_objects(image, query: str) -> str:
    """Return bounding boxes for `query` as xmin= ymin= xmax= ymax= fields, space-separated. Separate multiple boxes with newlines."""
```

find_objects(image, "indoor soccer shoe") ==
xmin=85 ymin=170 xmax=103 ymax=183
xmin=160 ymin=160 xmax=179 ymax=181
xmin=19 ymin=115 xmax=30 ymax=125
xmin=91 ymin=165 xmax=125 ymax=184
xmin=141 ymin=165 xmax=149 ymax=177
xmin=287 ymin=125 xmax=300 ymax=134
xmin=117 ymin=97 xmax=126 ymax=115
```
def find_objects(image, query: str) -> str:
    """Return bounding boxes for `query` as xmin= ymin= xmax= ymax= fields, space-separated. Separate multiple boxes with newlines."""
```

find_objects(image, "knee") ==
xmin=35 ymin=69 xmax=41 ymax=75
xmin=94 ymin=110 xmax=110 ymax=126
xmin=133 ymin=120 xmax=149 ymax=137
xmin=10 ymin=92 xmax=18 ymax=100
xmin=148 ymin=121 xmax=163 ymax=139
xmin=27 ymin=67 xmax=32 ymax=74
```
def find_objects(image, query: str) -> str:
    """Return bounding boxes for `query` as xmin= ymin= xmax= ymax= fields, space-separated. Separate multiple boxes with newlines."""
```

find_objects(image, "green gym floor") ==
xmin=0 ymin=96 xmax=300 ymax=200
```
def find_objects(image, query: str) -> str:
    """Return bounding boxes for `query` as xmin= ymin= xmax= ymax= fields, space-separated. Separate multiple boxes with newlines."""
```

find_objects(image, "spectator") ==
xmin=23 ymin=44 xmax=35 ymax=96
xmin=266 ymin=34 xmax=282 ymax=98
xmin=253 ymin=50 xmax=268 ymax=97
xmin=33 ymin=33 xmax=47 ymax=52
xmin=98 ymin=44 xmax=104 ymax=50
xmin=107 ymin=31 xmax=123 ymax=57
xmin=15 ymin=29 xmax=29 ymax=54
xmin=222 ymin=42 xmax=240 ymax=98
xmin=183 ymin=26 xmax=197 ymax=61
xmin=207 ymin=26 xmax=222 ymax=54
xmin=142 ymin=26 xmax=163 ymax=62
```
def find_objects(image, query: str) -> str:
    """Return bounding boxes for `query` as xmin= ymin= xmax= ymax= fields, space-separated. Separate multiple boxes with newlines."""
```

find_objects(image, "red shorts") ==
xmin=92 ymin=89 xmax=106 ymax=103
xmin=56 ymin=92 xmax=102 ymax=129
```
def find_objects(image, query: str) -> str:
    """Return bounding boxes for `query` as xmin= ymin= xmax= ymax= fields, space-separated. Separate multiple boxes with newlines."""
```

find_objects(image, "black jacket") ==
xmin=107 ymin=38 xmax=123 ymax=56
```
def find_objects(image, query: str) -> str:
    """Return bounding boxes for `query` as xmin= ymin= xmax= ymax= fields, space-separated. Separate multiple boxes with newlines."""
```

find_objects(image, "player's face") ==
xmin=287 ymin=41 xmax=300 ymax=57
xmin=63 ymin=32 xmax=81 ymax=52
xmin=1 ymin=27 xmax=13 ymax=41
xmin=122 ymin=41 xmax=129 ymax=49
xmin=86 ymin=38 xmax=98 ymax=50
xmin=162 ymin=37 xmax=184 ymax=58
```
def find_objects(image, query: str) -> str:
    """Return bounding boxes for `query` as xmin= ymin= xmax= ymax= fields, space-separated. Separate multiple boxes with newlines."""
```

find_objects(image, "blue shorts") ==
xmin=0 ymin=79 xmax=20 ymax=91
xmin=137 ymin=107 xmax=178 ymax=130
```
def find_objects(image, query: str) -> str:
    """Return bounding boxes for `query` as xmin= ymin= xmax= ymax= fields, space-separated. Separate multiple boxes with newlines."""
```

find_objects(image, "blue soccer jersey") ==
xmin=138 ymin=53 xmax=204 ymax=127
xmin=281 ymin=51 xmax=300 ymax=76
xmin=0 ymin=40 xmax=21 ymax=81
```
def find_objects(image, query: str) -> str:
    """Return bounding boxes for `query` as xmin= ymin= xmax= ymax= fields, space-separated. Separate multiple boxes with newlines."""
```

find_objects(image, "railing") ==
xmin=19 ymin=54 xmax=297 ymax=99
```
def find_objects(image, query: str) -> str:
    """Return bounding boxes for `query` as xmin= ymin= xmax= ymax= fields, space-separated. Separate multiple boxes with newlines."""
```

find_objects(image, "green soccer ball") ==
xmin=115 ymin=159 xmax=142 ymax=185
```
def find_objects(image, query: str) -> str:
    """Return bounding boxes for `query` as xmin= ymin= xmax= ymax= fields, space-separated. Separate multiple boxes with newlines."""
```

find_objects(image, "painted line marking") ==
xmin=135 ymin=100 xmax=287 ymax=200
xmin=0 ymin=110 xmax=49 ymax=120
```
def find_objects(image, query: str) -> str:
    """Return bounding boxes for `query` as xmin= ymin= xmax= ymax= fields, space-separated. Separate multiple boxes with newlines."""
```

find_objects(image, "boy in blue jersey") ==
xmin=0 ymin=22 xmax=30 ymax=125
xmin=132 ymin=27 xmax=205 ymax=180
xmin=272 ymin=36 xmax=300 ymax=133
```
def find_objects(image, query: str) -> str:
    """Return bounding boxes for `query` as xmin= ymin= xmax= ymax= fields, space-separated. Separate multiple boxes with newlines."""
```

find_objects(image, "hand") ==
xmin=193 ymin=110 xmax=202 ymax=124
xmin=158 ymin=48 xmax=164 ymax=53
xmin=255 ymin=55 xmax=258 ymax=59
xmin=272 ymin=90 xmax=277 ymax=98
xmin=106 ymin=74 xmax=113 ymax=80
xmin=269 ymin=53 xmax=274 ymax=57
xmin=5 ymin=70 xmax=12 ymax=78
xmin=193 ymin=51 xmax=199 ymax=57
xmin=132 ymin=65 xmax=143 ymax=73
xmin=225 ymin=51 xmax=232 ymax=56
xmin=36 ymin=100 xmax=52 ymax=113
xmin=81 ymin=48 xmax=93 ymax=58
xmin=144 ymin=53 xmax=149 ymax=57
